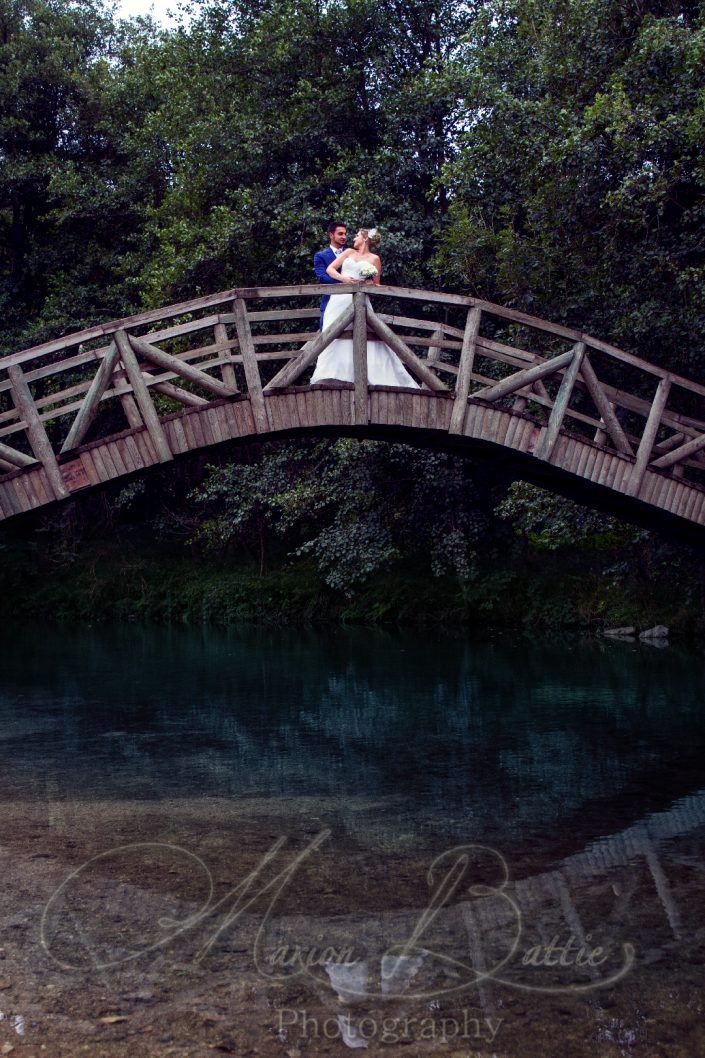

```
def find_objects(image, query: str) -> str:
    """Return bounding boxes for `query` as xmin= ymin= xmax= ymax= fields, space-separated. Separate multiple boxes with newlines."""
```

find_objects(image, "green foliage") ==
xmin=496 ymin=481 xmax=647 ymax=550
xmin=186 ymin=439 xmax=500 ymax=592
xmin=437 ymin=0 xmax=705 ymax=375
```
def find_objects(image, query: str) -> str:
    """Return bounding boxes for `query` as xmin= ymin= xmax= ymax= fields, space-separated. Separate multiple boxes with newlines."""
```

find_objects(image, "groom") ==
xmin=314 ymin=221 xmax=348 ymax=329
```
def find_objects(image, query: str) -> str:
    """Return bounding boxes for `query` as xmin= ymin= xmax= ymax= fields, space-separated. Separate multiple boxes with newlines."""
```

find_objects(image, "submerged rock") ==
xmin=639 ymin=625 xmax=669 ymax=640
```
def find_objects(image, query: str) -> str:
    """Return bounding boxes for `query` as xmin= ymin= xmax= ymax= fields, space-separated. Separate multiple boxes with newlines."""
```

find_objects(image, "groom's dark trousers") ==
xmin=314 ymin=247 xmax=339 ymax=330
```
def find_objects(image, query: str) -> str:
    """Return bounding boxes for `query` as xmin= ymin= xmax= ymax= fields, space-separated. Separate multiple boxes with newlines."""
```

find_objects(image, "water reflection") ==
xmin=0 ymin=624 xmax=704 ymax=1056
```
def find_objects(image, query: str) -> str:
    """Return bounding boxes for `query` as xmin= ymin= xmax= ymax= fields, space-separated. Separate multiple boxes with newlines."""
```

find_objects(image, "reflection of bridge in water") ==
xmin=2 ymin=284 xmax=705 ymax=538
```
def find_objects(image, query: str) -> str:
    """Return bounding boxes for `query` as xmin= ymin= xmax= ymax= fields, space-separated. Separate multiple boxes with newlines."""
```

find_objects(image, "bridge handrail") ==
xmin=0 ymin=282 xmax=702 ymax=400
xmin=1 ymin=283 xmax=705 ymax=517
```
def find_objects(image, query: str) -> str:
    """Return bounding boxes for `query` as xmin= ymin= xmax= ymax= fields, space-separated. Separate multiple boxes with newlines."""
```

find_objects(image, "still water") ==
xmin=0 ymin=625 xmax=704 ymax=1057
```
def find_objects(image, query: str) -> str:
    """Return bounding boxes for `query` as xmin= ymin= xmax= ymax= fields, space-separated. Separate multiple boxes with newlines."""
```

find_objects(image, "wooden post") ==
xmin=535 ymin=342 xmax=585 ymax=461
xmin=61 ymin=340 xmax=120 ymax=453
xmin=232 ymin=298 xmax=269 ymax=433
xmin=114 ymin=330 xmax=173 ymax=463
xmin=215 ymin=320 xmax=238 ymax=391
xmin=353 ymin=291 xmax=368 ymax=425
xmin=625 ymin=376 xmax=671 ymax=497
xmin=7 ymin=364 xmax=70 ymax=499
xmin=114 ymin=365 xmax=143 ymax=429
xmin=427 ymin=326 xmax=444 ymax=364
xmin=449 ymin=307 xmax=482 ymax=434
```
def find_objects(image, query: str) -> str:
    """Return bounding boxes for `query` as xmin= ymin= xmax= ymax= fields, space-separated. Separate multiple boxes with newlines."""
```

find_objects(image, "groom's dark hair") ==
xmin=327 ymin=220 xmax=346 ymax=234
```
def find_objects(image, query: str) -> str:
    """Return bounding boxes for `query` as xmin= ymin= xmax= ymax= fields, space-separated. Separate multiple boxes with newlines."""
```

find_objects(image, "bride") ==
xmin=310 ymin=228 xmax=420 ymax=388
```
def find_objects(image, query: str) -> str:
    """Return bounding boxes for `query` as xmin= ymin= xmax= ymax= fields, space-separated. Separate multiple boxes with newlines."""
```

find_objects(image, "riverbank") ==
xmin=1 ymin=532 xmax=700 ymax=634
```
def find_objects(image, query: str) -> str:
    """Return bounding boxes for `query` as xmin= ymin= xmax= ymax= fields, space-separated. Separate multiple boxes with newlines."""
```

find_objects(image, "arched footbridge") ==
xmin=2 ymin=284 xmax=705 ymax=540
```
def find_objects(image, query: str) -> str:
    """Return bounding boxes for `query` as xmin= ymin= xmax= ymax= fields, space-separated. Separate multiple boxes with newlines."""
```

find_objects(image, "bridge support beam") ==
xmin=449 ymin=307 xmax=482 ymax=434
xmin=535 ymin=342 xmax=585 ymax=461
xmin=114 ymin=331 xmax=173 ymax=464
xmin=233 ymin=298 xmax=270 ymax=433
xmin=61 ymin=340 xmax=120 ymax=453
xmin=626 ymin=377 xmax=671 ymax=497
xmin=353 ymin=292 xmax=368 ymax=425
xmin=7 ymin=364 xmax=69 ymax=500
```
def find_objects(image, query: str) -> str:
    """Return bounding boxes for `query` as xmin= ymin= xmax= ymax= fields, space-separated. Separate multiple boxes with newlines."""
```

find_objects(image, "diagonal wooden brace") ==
xmin=365 ymin=301 xmax=448 ymax=391
xmin=579 ymin=354 xmax=633 ymax=456
xmin=265 ymin=302 xmax=355 ymax=390
xmin=129 ymin=334 xmax=237 ymax=400
xmin=534 ymin=342 xmax=586 ymax=461
xmin=651 ymin=430 xmax=705 ymax=470
xmin=625 ymin=377 xmax=671 ymax=497
xmin=114 ymin=331 xmax=173 ymax=463
xmin=0 ymin=441 xmax=38 ymax=469
xmin=61 ymin=340 xmax=120 ymax=453
xmin=478 ymin=349 xmax=574 ymax=403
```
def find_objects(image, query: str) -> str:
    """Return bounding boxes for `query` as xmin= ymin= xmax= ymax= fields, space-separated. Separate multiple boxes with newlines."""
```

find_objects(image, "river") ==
xmin=0 ymin=624 xmax=703 ymax=1056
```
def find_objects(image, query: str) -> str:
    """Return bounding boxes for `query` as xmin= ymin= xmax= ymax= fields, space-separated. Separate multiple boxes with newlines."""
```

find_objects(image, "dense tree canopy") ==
xmin=1 ymin=0 xmax=704 ymax=614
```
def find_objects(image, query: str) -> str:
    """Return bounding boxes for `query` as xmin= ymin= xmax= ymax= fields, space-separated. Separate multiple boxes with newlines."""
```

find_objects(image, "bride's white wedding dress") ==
xmin=310 ymin=257 xmax=420 ymax=388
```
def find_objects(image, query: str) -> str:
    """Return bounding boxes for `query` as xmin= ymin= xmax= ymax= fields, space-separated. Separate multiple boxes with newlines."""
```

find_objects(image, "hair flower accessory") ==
xmin=367 ymin=227 xmax=378 ymax=238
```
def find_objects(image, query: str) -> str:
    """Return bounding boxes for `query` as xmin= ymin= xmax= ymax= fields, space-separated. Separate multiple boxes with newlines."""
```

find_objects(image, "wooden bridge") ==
xmin=2 ymin=283 xmax=705 ymax=540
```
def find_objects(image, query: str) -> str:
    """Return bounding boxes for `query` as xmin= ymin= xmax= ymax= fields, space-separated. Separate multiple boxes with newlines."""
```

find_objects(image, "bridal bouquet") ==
xmin=358 ymin=262 xmax=378 ymax=281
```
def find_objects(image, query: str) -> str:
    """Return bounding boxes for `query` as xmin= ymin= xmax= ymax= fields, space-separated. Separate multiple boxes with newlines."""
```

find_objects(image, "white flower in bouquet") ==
xmin=358 ymin=262 xmax=378 ymax=281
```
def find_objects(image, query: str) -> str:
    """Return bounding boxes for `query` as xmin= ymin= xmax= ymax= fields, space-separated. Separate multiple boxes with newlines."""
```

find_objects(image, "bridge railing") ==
xmin=1 ymin=283 xmax=705 ymax=503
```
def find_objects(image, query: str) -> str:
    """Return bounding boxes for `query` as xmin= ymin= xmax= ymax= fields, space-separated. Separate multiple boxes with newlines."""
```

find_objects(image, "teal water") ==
xmin=0 ymin=625 xmax=704 ymax=1056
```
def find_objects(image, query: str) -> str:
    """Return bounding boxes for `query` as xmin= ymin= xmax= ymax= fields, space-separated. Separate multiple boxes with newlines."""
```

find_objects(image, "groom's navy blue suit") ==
xmin=314 ymin=246 xmax=342 ymax=330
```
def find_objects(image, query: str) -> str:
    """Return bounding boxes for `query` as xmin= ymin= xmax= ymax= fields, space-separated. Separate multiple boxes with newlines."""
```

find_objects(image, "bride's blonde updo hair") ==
xmin=360 ymin=226 xmax=381 ymax=248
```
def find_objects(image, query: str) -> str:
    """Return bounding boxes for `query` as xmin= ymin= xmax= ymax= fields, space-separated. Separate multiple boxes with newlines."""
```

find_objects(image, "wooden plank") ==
xmin=189 ymin=410 xmax=207 ymax=449
xmin=579 ymin=355 xmax=633 ymax=456
xmin=178 ymin=413 xmax=197 ymax=450
xmin=353 ymin=291 xmax=368 ymax=426
xmin=265 ymin=302 xmax=355 ymax=389
xmin=365 ymin=302 xmax=448 ymax=391
xmin=115 ymin=437 xmax=136 ymax=474
xmin=107 ymin=440 xmax=128 ymax=476
xmin=449 ymin=307 xmax=482 ymax=434
xmin=478 ymin=349 xmax=574 ymax=403
xmin=114 ymin=331 xmax=173 ymax=464
xmin=535 ymin=343 xmax=585 ymax=461
xmin=1 ymin=480 xmax=22 ymax=517
xmin=591 ymin=450 xmax=607 ymax=486
xmin=232 ymin=298 xmax=269 ymax=433
xmin=683 ymin=484 xmax=700 ymax=521
xmin=7 ymin=364 xmax=69 ymax=500
xmin=168 ymin=417 xmax=188 ymax=455
xmin=130 ymin=428 xmax=153 ymax=466
xmin=78 ymin=450 xmax=100 ymax=486
xmin=99 ymin=442 xmax=119 ymax=478
xmin=625 ymin=377 xmax=671 ymax=497
xmin=60 ymin=340 xmax=120 ymax=453
xmin=215 ymin=402 xmax=235 ymax=440
xmin=576 ymin=442 xmax=593 ymax=479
